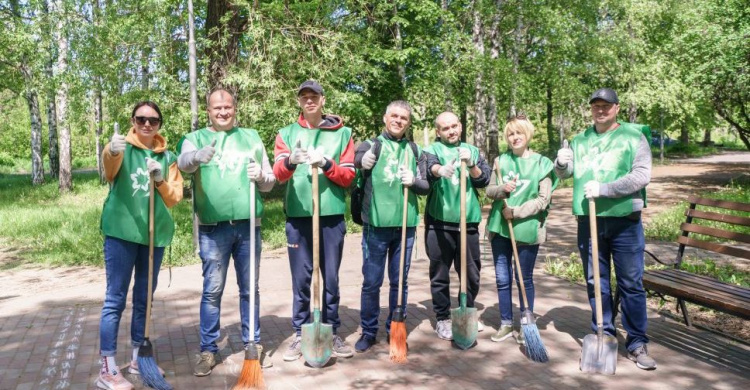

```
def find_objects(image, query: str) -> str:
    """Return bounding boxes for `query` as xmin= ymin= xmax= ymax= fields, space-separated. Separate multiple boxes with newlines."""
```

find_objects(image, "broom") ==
xmin=234 ymin=158 xmax=265 ymax=390
xmin=389 ymin=153 xmax=412 ymax=363
xmin=137 ymin=172 xmax=174 ymax=390
xmin=504 ymin=199 xmax=549 ymax=363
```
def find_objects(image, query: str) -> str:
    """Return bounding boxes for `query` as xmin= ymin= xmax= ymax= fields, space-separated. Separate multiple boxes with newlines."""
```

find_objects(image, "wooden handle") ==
xmin=312 ymin=166 xmax=320 ymax=311
xmin=504 ymin=200 xmax=530 ymax=309
xmin=460 ymin=160 xmax=467 ymax=294
xmin=589 ymin=198 xmax=603 ymax=329
xmin=145 ymin=173 xmax=155 ymax=338
xmin=249 ymin=159 xmax=257 ymax=335
xmin=396 ymin=152 xmax=411 ymax=307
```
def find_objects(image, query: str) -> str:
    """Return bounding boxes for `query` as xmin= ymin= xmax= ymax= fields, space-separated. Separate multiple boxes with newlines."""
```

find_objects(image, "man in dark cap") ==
xmin=273 ymin=80 xmax=356 ymax=362
xmin=555 ymin=88 xmax=656 ymax=370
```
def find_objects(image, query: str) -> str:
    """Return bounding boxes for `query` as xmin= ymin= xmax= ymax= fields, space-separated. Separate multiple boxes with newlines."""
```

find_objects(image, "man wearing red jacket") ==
xmin=273 ymin=80 xmax=356 ymax=362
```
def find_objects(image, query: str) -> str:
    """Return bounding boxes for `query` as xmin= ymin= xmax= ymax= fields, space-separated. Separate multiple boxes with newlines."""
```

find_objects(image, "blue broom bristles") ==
xmin=521 ymin=312 xmax=549 ymax=363
xmin=137 ymin=348 xmax=173 ymax=390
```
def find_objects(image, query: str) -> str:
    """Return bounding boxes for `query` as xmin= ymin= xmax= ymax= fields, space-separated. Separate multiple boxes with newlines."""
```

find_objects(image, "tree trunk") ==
xmin=206 ymin=0 xmax=245 ymax=90
xmin=393 ymin=3 xmax=406 ymax=94
xmin=53 ymin=0 xmax=72 ymax=191
xmin=141 ymin=48 xmax=150 ymax=90
xmin=680 ymin=122 xmax=689 ymax=145
xmin=627 ymin=22 xmax=637 ymax=122
xmin=471 ymin=0 xmax=487 ymax=157
xmin=546 ymin=83 xmax=555 ymax=152
xmin=441 ymin=0 xmax=452 ymax=111
xmin=702 ymin=128 xmax=712 ymax=146
xmin=509 ymin=2 xmax=522 ymax=117
xmin=95 ymin=88 xmax=104 ymax=183
xmin=43 ymin=0 xmax=59 ymax=179
xmin=486 ymin=0 xmax=504 ymax=164
xmin=188 ymin=0 xmax=200 ymax=254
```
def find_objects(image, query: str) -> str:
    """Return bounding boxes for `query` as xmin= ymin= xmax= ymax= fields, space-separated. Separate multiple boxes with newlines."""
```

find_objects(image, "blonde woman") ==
xmin=485 ymin=114 xmax=558 ymax=344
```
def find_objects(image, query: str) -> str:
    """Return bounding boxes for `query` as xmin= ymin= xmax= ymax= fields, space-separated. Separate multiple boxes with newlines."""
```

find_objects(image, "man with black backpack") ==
xmin=352 ymin=100 xmax=429 ymax=353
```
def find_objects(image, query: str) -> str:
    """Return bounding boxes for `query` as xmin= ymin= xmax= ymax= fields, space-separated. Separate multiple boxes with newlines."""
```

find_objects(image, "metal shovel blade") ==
xmin=301 ymin=309 xmax=332 ymax=368
xmin=450 ymin=293 xmax=478 ymax=350
xmin=580 ymin=332 xmax=618 ymax=375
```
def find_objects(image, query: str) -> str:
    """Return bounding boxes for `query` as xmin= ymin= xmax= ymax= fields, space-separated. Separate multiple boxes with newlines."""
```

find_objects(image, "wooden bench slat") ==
xmin=642 ymin=276 xmax=750 ymax=319
xmin=677 ymin=236 xmax=750 ymax=260
xmin=644 ymin=274 xmax=750 ymax=304
xmin=688 ymin=196 xmax=750 ymax=212
xmin=686 ymin=209 xmax=750 ymax=227
xmin=680 ymin=222 xmax=750 ymax=244
xmin=645 ymin=269 xmax=750 ymax=301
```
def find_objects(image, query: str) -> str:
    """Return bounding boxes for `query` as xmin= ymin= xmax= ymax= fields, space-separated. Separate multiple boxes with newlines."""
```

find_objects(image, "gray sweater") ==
xmin=554 ymin=133 xmax=651 ymax=212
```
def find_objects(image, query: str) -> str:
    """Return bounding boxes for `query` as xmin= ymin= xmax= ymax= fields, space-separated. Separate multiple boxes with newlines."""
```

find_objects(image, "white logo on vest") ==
xmin=382 ymin=157 xmax=400 ymax=186
xmin=130 ymin=167 xmax=150 ymax=197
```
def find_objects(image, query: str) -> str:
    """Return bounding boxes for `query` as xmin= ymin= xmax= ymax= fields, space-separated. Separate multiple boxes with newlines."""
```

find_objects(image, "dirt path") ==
xmin=2 ymin=152 xmax=748 ymax=307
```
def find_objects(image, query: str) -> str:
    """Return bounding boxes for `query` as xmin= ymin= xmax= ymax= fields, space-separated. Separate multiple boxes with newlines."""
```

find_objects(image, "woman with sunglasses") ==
xmin=485 ymin=114 xmax=558 ymax=345
xmin=97 ymin=101 xmax=183 ymax=390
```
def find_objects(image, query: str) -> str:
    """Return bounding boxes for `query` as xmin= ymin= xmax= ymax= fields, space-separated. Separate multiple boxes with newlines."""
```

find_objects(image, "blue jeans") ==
xmin=577 ymin=215 xmax=649 ymax=352
xmin=100 ymin=236 xmax=164 ymax=357
xmin=490 ymin=235 xmax=538 ymax=325
xmin=360 ymin=224 xmax=415 ymax=337
xmin=199 ymin=221 xmax=262 ymax=353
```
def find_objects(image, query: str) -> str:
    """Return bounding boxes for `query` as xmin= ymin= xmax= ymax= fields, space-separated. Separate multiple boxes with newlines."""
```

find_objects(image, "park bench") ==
xmin=639 ymin=196 xmax=750 ymax=326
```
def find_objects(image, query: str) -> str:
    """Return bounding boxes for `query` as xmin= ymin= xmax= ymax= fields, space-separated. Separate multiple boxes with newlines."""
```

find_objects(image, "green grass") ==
xmin=0 ymin=172 xmax=365 ymax=268
xmin=676 ymin=258 xmax=749 ymax=287
xmin=644 ymin=180 xmax=750 ymax=241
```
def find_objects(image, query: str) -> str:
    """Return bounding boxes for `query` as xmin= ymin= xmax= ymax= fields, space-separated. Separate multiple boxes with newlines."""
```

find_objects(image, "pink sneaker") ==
xmin=128 ymin=359 xmax=165 ymax=376
xmin=96 ymin=371 xmax=134 ymax=390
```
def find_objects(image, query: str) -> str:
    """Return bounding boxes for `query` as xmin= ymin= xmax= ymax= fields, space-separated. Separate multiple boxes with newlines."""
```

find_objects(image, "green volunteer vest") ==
xmin=368 ymin=135 xmax=419 ymax=227
xmin=424 ymin=141 xmax=482 ymax=224
xmin=279 ymin=122 xmax=353 ymax=217
xmin=487 ymin=152 xmax=558 ymax=244
xmin=571 ymin=121 xmax=643 ymax=217
xmin=100 ymin=144 xmax=175 ymax=247
xmin=178 ymin=127 xmax=265 ymax=223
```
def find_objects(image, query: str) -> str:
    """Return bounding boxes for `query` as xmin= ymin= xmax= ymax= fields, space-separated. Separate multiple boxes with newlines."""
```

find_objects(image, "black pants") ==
xmin=425 ymin=227 xmax=481 ymax=320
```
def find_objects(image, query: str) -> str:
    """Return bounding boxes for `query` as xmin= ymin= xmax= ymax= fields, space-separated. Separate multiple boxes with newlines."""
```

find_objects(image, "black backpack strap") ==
xmin=408 ymin=141 xmax=419 ymax=160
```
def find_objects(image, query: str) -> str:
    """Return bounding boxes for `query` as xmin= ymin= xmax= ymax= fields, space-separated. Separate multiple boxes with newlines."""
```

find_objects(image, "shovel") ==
xmin=451 ymin=159 xmax=478 ymax=350
xmin=580 ymin=198 xmax=617 ymax=375
xmin=301 ymin=164 xmax=333 ymax=368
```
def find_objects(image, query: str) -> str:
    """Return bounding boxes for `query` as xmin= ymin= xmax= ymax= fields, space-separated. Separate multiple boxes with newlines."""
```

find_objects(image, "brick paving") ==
xmin=2 ymin=226 xmax=749 ymax=389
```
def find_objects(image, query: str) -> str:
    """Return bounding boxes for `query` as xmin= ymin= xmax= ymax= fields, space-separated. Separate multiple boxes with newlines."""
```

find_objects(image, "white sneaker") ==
xmin=436 ymin=319 xmax=453 ymax=340
xmin=477 ymin=320 xmax=485 ymax=332
xmin=96 ymin=371 xmax=134 ymax=390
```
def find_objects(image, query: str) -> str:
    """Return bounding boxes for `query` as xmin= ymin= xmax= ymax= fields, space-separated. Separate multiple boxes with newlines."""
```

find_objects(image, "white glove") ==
xmin=399 ymin=166 xmax=415 ymax=187
xmin=194 ymin=139 xmax=217 ymax=164
xmin=437 ymin=163 xmax=456 ymax=179
xmin=109 ymin=133 xmax=126 ymax=155
xmin=458 ymin=147 xmax=473 ymax=166
xmin=289 ymin=146 xmax=308 ymax=165
xmin=503 ymin=175 xmax=518 ymax=193
xmin=361 ymin=149 xmax=377 ymax=170
xmin=584 ymin=181 xmax=600 ymax=199
xmin=556 ymin=140 xmax=573 ymax=167
xmin=145 ymin=157 xmax=163 ymax=182
xmin=307 ymin=149 xmax=327 ymax=168
xmin=247 ymin=159 xmax=262 ymax=182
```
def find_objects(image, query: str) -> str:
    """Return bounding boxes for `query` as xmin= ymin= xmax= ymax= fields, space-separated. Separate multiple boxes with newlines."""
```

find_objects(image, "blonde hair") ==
xmin=503 ymin=117 xmax=535 ymax=146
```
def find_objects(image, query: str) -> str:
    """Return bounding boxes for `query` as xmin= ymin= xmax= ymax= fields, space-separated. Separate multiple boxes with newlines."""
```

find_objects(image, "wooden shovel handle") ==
xmin=589 ymin=198 xmax=603 ymax=329
xmin=460 ymin=160 xmax=467 ymax=294
xmin=312 ymin=166 xmax=321 ymax=311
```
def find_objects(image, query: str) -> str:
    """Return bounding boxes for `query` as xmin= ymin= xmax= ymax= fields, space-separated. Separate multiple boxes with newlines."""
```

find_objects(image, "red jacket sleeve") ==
xmin=273 ymin=134 xmax=295 ymax=183
xmin=324 ymin=137 xmax=356 ymax=188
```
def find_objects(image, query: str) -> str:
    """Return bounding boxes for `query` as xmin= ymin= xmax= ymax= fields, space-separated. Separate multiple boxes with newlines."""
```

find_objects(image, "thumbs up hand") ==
xmin=109 ymin=124 xmax=126 ymax=155
xmin=289 ymin=140 xmax=309 ymax=165
xmin=503 ymin=174 xmax=518 ymax=193
xmin=194 ymin=139 xmax=217 ymax=164
xmin=556 ymin=139 xmax=573 ymax=168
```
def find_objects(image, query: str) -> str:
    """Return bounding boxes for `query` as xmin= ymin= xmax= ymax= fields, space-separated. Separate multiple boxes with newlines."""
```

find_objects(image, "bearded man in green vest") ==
xmin=273 ymin=80 xmax=356 ymax=361
xmin=555 ymin=88 xmax=656 ymax=370
xmin=177 ymin=88 xmax=276 ymax=376
xmin=352 ymin=100 xmax=430 ymax=353
xmin=424 ymin=111 xmax=491 ymax=341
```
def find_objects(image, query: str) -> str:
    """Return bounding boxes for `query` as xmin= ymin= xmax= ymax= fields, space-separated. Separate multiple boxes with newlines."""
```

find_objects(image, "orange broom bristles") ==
xmin=232 ymin=359 xmax=265 ymax=390
xmin=389 ymin=321 xmax=408 ymax=363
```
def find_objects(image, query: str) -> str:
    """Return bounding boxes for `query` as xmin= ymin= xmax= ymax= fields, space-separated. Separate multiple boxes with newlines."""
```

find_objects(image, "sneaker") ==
xmin=516 ymin=329 xmax=525 ymax=345
xmin=491 ymin=325 xmax=514 ymax=342
xmin=628 ymin=345 xmax=657 ymax=370
xmin=193 ymin=351 xmax=216 ymax=377
xmin=96 ymin=371 xmax=134 ymax=390
xmin=128 ymin=360 xmax=165 ymax=376
xmin=436 ymin=319 xmax=453 ymax=341
xmin=354 ymin=334 xmax=377 ymax=353
xmin=477 ymin=320 xmax=485 ymax=332
xmin=332 ymin=335 xmax=353 ymax=358
xmin=256 ymin=344 xmax=273 ymax=369
xmin=283 ymin=335 xmax=302 ymax=362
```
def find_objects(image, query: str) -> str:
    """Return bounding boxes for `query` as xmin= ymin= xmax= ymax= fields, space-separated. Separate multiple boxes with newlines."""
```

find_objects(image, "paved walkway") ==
xmin=2 ymin=227 xmax=749 ymax=390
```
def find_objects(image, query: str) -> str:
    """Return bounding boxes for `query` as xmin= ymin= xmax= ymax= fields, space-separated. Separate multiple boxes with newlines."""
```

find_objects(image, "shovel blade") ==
xmin=301 ymin=310 xmax=333 ymax=368
xmin=580 ymin=333 xmax=618 ymax=375
xmin=450 ymin=305 xmax=478 ymax=350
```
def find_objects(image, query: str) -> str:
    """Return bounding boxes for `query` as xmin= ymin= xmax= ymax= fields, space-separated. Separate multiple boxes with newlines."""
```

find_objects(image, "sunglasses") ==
xmin=134 ymin=116 xmax=162 ymax=126
xmin=506 ymin=112 xmax=528 ymax=122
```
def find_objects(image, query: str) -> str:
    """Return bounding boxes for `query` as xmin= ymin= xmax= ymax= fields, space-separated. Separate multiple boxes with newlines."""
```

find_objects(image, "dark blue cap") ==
xmin=297 ymin=80 xmax=324 ymax=96
xmin=589 ymin=88 xmax=619 ymax=104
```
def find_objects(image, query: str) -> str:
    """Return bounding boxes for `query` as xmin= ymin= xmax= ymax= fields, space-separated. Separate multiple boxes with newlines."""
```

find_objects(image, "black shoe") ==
xmin=354 ymin=334 xmax=377 ymax=353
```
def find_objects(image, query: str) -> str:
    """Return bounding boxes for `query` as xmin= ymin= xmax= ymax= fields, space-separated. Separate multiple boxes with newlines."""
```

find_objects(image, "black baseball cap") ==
xmin=297 ymin=80 xmax=324 ymax=96
xmin=589 ymin=88 xmax=619 ymax=104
